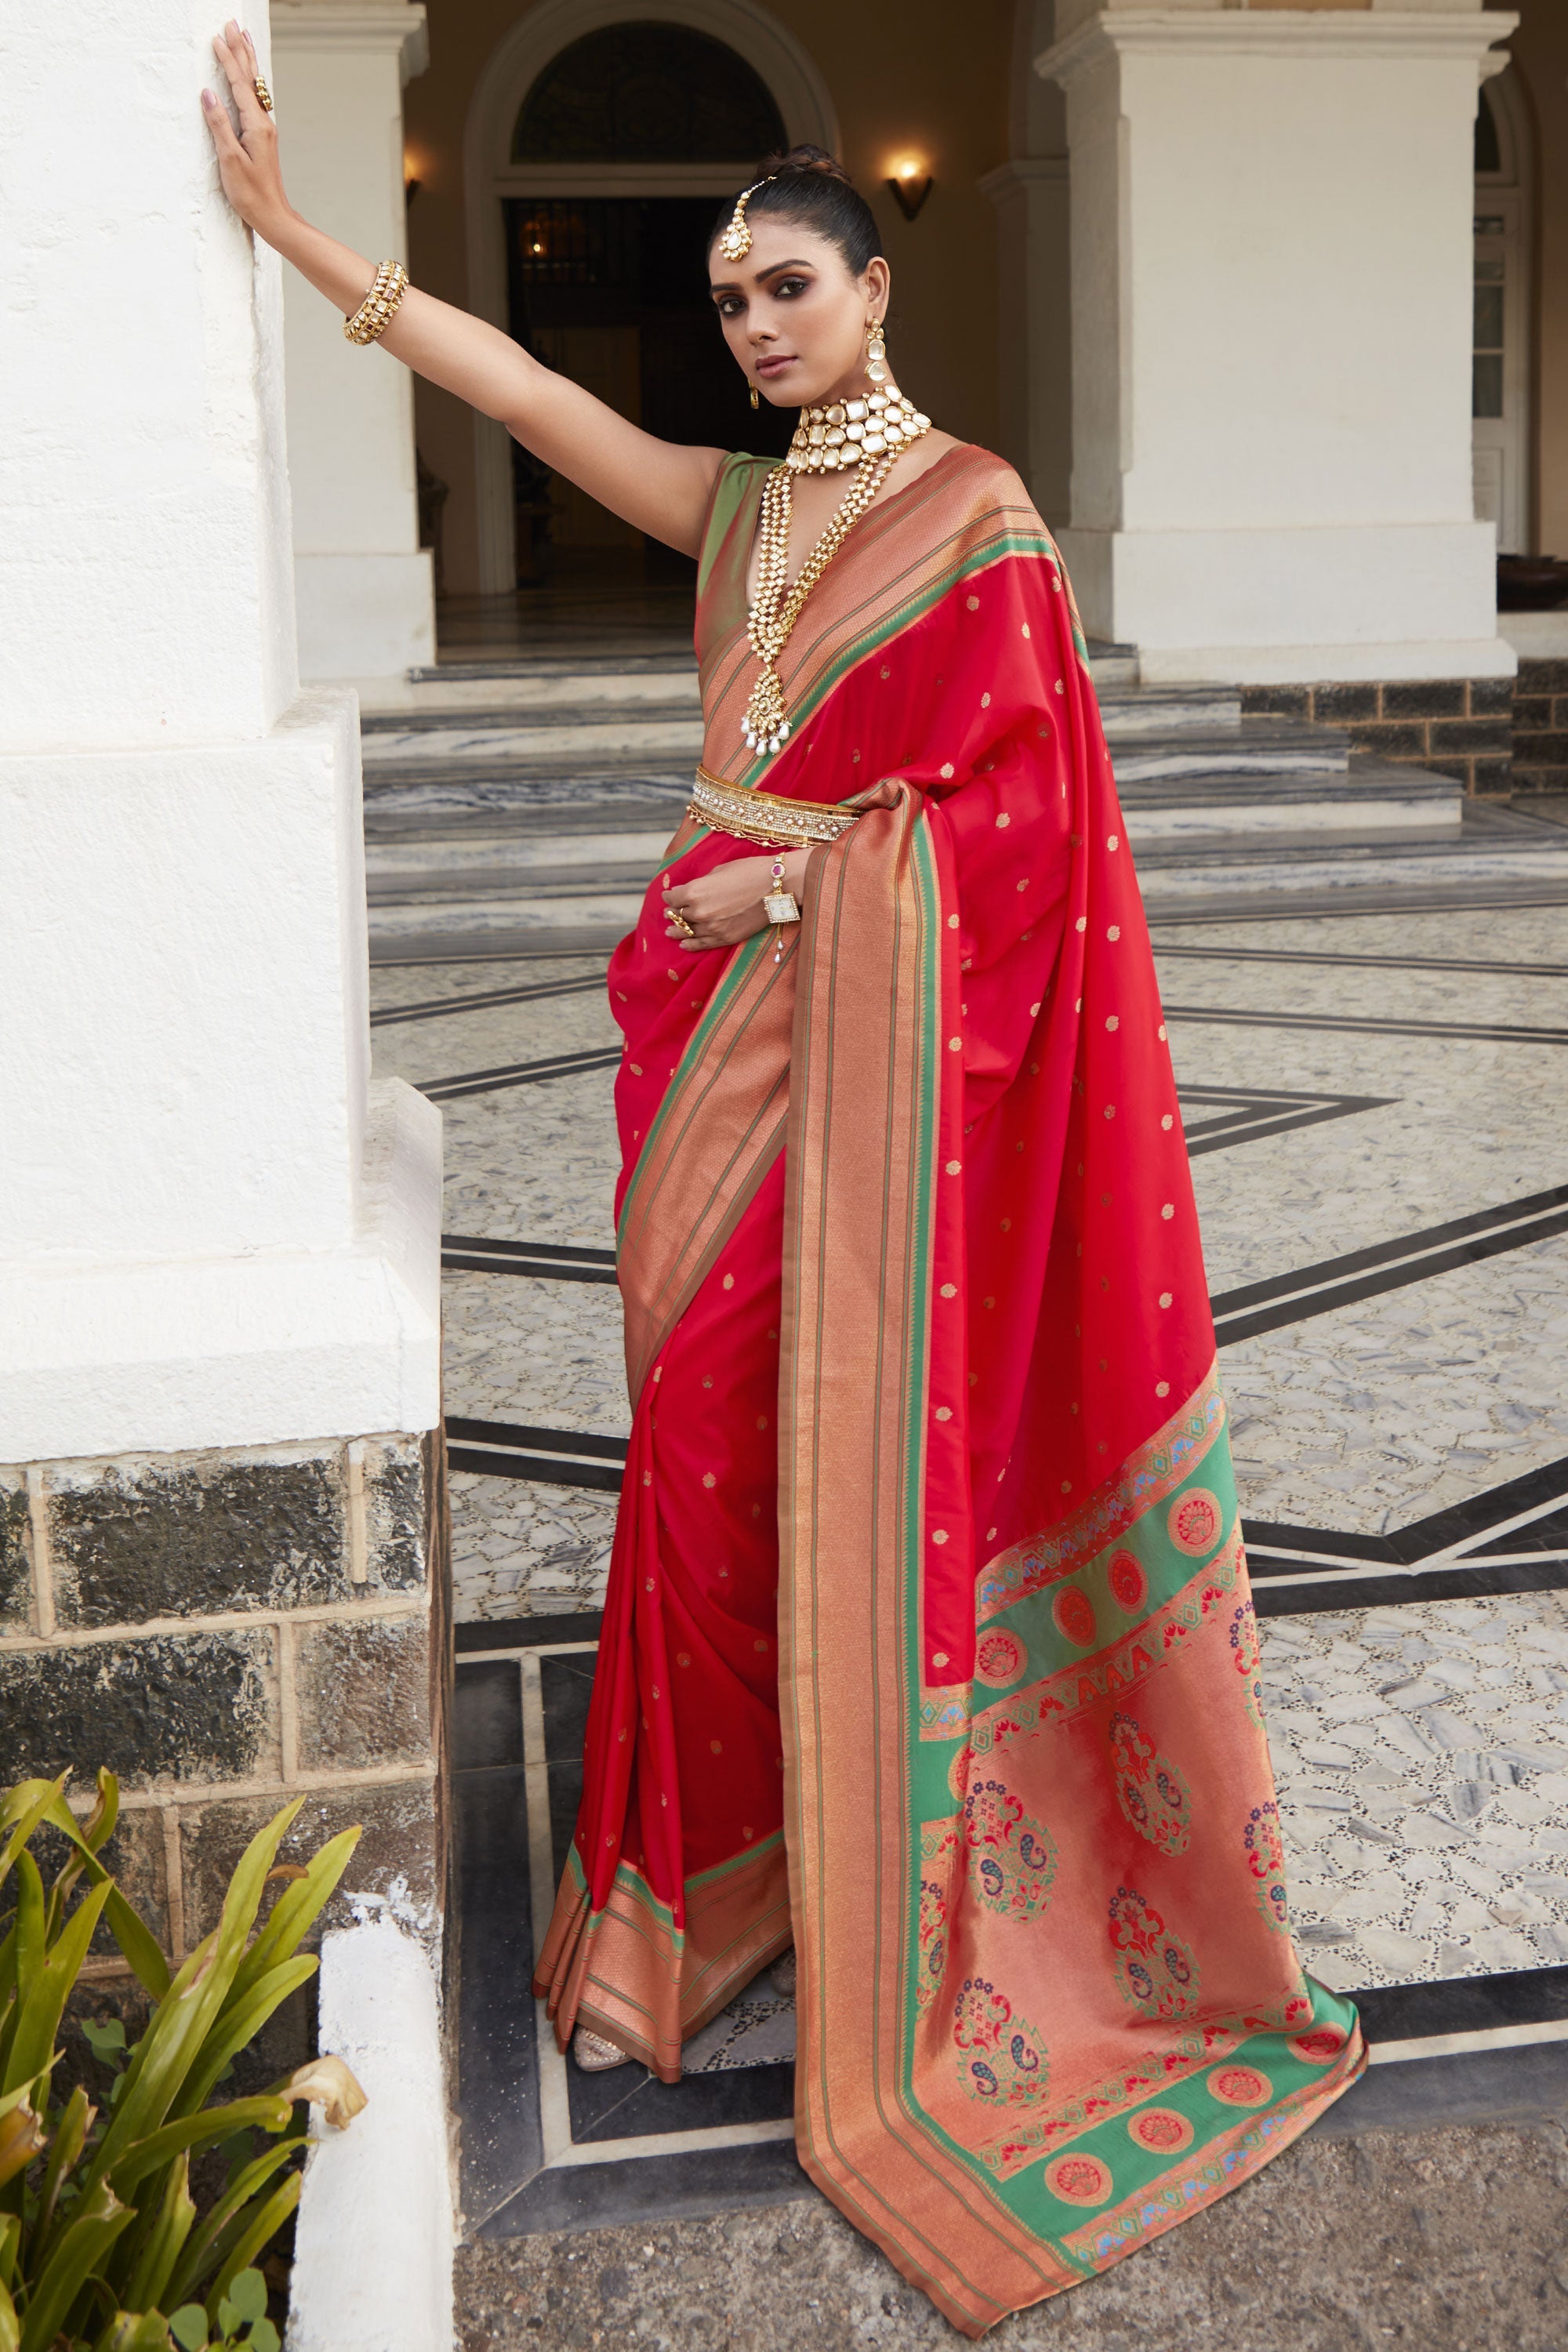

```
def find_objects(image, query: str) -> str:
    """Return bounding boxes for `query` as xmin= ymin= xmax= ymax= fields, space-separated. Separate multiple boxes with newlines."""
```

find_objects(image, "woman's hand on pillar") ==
xmin=202 ymin=24 xmax=290 ymax=240
xmin=662 ymin=851 xmax=810 ymax=953
xmin=200 ymin=20 xmax=723 ymax=557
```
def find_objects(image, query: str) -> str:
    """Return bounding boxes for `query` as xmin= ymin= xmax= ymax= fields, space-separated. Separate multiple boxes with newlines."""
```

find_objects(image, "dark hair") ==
xmin=708 ymin=145 xmax=880 ymax=277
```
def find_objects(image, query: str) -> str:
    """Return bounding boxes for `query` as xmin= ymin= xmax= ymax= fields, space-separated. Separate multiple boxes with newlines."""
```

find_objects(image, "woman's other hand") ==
xmin=201 ymin=22 xmax=289 ymax=238
xmin=662 ymin=851 xmax=809 ymax=952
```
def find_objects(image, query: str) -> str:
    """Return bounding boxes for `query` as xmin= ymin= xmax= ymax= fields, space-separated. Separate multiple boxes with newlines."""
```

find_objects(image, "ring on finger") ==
xmin=252 ymin=74 xmax=274 ymax=111
xmin=667 ymin=907 xmax=695 ymax=938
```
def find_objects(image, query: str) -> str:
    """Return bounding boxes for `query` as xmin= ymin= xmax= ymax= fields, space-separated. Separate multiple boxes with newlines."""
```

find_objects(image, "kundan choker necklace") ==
xmin=743 ymin=380 xmax=935 ymax=759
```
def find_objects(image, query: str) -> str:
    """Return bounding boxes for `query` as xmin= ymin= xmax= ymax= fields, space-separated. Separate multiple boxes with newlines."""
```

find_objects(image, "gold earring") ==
xmin=866 ymin=317 xmax=888 ymax=384
xmin=750 ymin=383 xmax=760 ymax=411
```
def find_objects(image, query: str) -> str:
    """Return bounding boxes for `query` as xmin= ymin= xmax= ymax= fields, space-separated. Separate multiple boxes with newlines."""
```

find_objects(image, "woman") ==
xmin=205 ymin=30 xmax=1362 ymax=2332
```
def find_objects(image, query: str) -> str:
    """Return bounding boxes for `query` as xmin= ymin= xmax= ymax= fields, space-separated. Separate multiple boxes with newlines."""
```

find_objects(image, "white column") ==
xmin=1039 ymin=2 xmax=1519 ymax=684
xmin=272 ymin=2 xmax=435 ymax=683
xmin=0 ymin=0 xmax=440 ymax=1461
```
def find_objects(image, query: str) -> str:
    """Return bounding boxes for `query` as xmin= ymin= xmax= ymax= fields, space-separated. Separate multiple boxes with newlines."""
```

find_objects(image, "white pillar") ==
xmin=0 ymin=0 xmax=440 ymax=1461
xmin=272 ymin=2 xmax=436 ymax=684
xmin=1039 ymin=2 xmax=1519 ymax=684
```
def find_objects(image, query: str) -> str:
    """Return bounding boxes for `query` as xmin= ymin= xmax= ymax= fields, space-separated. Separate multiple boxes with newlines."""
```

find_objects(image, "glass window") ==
xmin=514 ymin=23 xmax=786 ymax=165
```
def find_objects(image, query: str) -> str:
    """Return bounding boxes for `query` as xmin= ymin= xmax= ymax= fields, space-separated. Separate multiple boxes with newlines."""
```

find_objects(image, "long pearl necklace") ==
xmin=743 ymin=382 xmax=933 ymax=760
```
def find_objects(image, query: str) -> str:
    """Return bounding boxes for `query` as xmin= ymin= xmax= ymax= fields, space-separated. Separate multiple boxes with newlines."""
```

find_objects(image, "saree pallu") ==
xmin=535 ymin=445 xmax=1363 ymax=2331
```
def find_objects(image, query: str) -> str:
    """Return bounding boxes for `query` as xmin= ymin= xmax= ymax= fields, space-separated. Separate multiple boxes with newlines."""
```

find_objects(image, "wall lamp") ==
xmin=887 ymin=157 xmax=934 ymax=223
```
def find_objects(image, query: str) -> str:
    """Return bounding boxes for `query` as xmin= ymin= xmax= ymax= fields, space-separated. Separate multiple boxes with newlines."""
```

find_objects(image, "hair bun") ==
xmin=764 ymin=143 xmax=855 ymax=187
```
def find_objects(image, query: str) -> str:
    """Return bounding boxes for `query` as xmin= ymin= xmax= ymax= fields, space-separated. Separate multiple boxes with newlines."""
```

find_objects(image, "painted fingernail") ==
xmin=201 ymin=88 xmax=214 ymax=107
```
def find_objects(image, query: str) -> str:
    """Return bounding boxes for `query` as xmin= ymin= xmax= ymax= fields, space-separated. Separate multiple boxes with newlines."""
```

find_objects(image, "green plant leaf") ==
xmin=0 ymin=2271 xmax=16 ymax=2352
xmin=5 ymin=1875 xmax=111 ymax=2099
xmin=170 ymin=1958 xmax=317 ymax=2126
xmin=32 ymin=1791 xmax=170 ymax=2002
xmin=248 ymin=2320 xmax=280 ymax=2352
xmin=79 ymin=2020 xmax=127 ymax=2067
xmin=28 ymin=2082 xmax=93 ymax=2265
xmin=122 ymin=2147 xmax=195 ymax=2315
xmin=161 ymin=2140 xmax=306 ymax=2312
xmin=86 ymin=1798 xmax=303 ymax=2193
xmin=95 ymin=2311 xmax=176 ymax=2351
xmin=16 ymin=2176 xmax=132 ymax=2352
xmin=105 ymin=2096 xmax=292 ymax=2198
xmin=220 ymin=1828 xmax=361 ymax=2014
xmin=168 ymin=2307 xmax=209 ymax=2351
xmin=0 ymin=1784 xmax=66 ymax=1902
xmin=42 ymin=1773 xmax=120 ymax=1946
xmin=224 ymin=2270 xmax=267 ymax=2325
xmin=203 ymin=2173 xmax=300 ymax=2330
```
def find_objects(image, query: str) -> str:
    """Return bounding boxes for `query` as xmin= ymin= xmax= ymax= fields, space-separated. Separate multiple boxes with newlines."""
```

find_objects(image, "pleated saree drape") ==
xmin=535 ymin=445 xmax=1363 ymax=2331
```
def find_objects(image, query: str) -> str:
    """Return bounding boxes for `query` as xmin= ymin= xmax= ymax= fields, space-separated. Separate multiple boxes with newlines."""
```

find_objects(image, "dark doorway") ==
xmin=504 ymin=196 xmax=793 ymax=593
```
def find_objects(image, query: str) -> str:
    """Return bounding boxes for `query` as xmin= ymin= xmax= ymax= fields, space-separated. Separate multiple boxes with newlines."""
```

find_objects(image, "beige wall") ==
xmin=1508 ymin=0 xmax=1568 ymax=555
xmin=403 ymin=0 xmax=1016 ymax=596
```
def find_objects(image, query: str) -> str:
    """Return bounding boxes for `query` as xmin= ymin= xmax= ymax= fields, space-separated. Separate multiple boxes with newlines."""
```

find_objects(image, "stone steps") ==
xmin=358 ymin=651 xmax=1568 ymax=956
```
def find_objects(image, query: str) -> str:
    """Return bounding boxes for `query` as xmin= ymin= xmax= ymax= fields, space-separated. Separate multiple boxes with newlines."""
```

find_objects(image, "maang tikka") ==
xmin=717 ymin=177 xmax=774 ymax=264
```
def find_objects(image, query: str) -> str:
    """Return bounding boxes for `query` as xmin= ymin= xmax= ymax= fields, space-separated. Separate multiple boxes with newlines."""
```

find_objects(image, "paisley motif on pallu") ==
xmin=953 ymin=1976 xmax=1051 ymax=2111
xmin=962 ymin=1777 xmax=1058 ymax=1922
xmin=1229 ymin=1600 xmax=1265 ymax=1727
xmin=917 ymin=1820 xmax=960 ymax=2013
xmin=1109 ymin=1714 xmax=1193 ymax=1856
xmin=1109 ymin=1886 xmax=1201 ymax=2021
xmin=1244 ymin=1802 xmax=1290 ymax=1931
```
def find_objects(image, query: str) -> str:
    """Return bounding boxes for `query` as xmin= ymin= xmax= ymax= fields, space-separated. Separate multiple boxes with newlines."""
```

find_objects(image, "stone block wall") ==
xmin=0 ymin=1430 xmax=451 ymax=1987
xmin=1240 ymin=677 xmax=1515 ymax=796
xmin=1512 ymin=659 xmax=1568 ymax=797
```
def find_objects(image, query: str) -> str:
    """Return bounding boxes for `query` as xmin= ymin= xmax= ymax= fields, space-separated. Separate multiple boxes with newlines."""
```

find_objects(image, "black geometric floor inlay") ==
xmin=371 ymin=968 xmax=607 ymax=1028
xmin=1165 ymin=1002 xmax=1568 ymax=1048
xmin=419 ymin=1046 xmax=622 ymax=1103
xmin=1210 ymin=1182 xmax=1568 ymax=1345
xmin=442 ymin=1235 xmax=617 ymax=1284
xmin=1180 ymin=1083 xmax=1393 ymax=1155
xmin=452 ymin=1620 xmax=1568 ymax=2242
xmin=1153 ymin=943 xmax=1568 ymax=982
xmin=447 ymin=1416 xmax=626 ymax=1492
xmin=1246 ymin=1450 xmax=1568 ymax=1615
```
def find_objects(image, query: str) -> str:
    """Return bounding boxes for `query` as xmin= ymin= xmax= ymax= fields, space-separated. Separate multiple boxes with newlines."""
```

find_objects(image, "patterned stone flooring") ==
xmin=373 ymin=892 xmax=1568 ymax=2195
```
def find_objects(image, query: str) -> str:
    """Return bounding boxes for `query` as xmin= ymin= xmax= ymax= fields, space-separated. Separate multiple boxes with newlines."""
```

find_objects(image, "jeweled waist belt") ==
xmin=688 ymin=764 xmax=860 ymax=849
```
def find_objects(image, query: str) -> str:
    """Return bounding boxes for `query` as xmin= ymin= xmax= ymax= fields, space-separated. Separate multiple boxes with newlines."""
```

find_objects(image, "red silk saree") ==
xmin=535 ymin=445 xmax=1363 ymax=2330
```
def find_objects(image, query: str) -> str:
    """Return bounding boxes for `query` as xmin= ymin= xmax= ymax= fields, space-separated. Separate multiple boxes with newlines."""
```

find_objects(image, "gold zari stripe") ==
xmin=688 ymin=764 xmax=861 ymax=848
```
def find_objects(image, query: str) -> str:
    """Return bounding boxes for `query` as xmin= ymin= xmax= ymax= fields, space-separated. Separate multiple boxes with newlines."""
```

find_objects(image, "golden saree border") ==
xmin=780 ymin=780 xmax=1077 ymax=2334
xmin=617 ymin=927 xmax=797 ymax=1405
xmin=535 ymin=1838 xmax=792 ymax=2082
xmin=775 ymin=776 xmax=1363 ymax=2333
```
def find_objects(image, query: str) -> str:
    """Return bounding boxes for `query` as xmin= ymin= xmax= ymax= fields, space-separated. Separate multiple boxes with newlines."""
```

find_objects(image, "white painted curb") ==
xmin=289 ymin=1919 xmax=456 ymax=2352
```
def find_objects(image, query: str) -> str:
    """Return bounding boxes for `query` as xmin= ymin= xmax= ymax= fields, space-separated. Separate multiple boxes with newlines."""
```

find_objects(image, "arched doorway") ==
xmin=1472 ymin=69 xmax=1533 ymax=556
xmin=463 ymin=0 xmax=839 ymax=597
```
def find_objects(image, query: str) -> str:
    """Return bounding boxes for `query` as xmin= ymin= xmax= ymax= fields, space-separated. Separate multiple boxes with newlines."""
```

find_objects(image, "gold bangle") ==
xmin=344 ymin=261 xmax=409 ymax=347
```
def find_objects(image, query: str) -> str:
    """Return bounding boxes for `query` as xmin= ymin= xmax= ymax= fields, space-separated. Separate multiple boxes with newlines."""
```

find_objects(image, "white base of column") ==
xmin=296 ymin=553 xmax=437 ymax=684
xmin=1060 ymin=521 xmax=1514 ymax=683
xmin=289 ymin=1918 xmax=455 ymax=2352
xmin=0 ymin=1079 xmax=441 ymax=1461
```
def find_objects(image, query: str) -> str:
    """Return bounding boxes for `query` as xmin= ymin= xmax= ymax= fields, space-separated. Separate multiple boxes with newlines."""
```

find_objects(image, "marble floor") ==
xmin=371 ymin=892 xmax=1568 ymax=2235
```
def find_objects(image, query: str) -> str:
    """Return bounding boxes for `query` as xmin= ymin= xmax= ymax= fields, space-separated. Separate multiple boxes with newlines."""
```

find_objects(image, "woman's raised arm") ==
xmin=202 ymin=23 xmax=725 ymax=557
